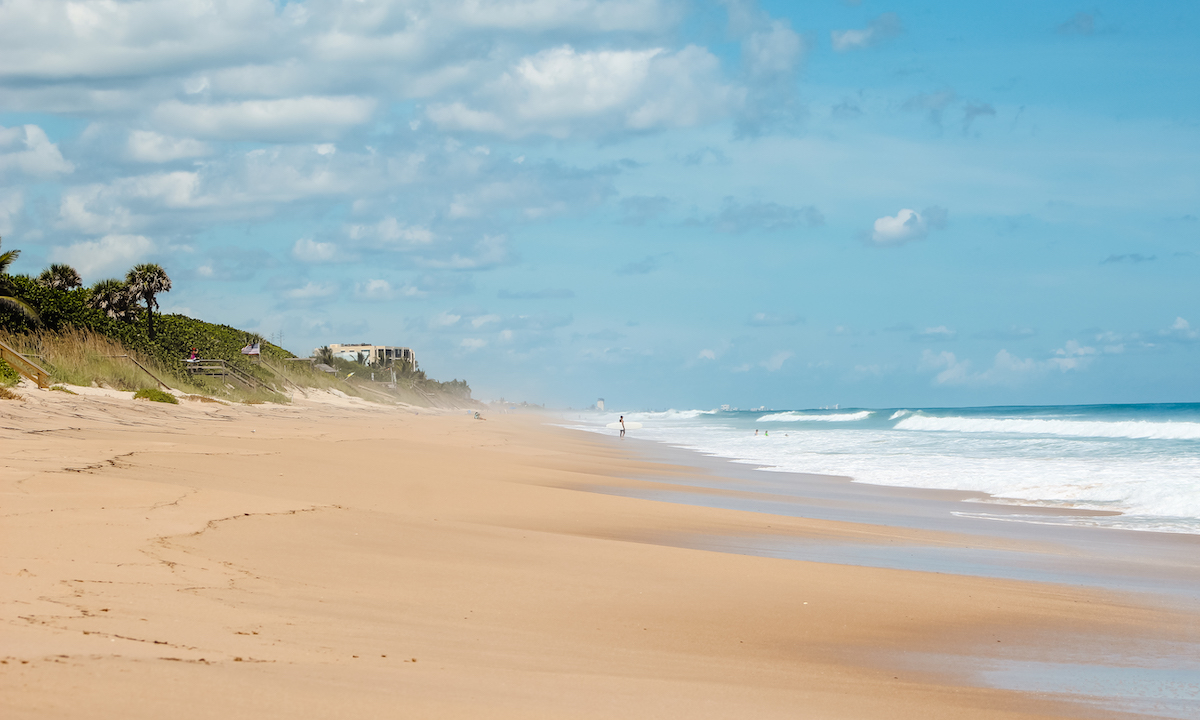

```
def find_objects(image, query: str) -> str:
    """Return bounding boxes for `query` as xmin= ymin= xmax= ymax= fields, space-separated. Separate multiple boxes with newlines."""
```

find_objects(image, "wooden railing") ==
xmin=183 ymin=359 xmax=264 ymax=390
xmin=0 ymin=337 xmax=51 ymax=388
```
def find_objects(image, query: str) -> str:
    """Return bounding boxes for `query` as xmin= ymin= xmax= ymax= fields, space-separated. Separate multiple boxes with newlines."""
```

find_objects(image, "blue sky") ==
xmin=1 ymin=0 xmax=1197 ymax=409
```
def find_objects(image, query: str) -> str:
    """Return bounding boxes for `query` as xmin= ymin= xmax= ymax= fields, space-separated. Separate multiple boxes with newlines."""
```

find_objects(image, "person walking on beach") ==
xmin=619 ymin=416 xmax=626 ymax=439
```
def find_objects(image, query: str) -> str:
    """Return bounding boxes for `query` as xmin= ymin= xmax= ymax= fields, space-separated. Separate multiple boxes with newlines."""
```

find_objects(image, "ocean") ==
xmin=570 ymin=403 xmax=1200 ymax=535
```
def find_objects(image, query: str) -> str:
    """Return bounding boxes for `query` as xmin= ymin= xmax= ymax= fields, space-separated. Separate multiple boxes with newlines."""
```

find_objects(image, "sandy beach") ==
xmin=2 ymin=385 xmax=1197 ymax=719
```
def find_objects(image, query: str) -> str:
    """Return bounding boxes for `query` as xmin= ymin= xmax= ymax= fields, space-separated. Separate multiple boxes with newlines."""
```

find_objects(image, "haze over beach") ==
xmin=3 ymin=1 xmax=1200 ymax=719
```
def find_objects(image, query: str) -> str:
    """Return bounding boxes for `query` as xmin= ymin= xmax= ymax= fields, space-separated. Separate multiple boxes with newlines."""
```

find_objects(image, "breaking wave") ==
xmin=758 ymin=411 xmax=872 ymax=423
xmin=895 ymin=415 xmax=1200 ymax=441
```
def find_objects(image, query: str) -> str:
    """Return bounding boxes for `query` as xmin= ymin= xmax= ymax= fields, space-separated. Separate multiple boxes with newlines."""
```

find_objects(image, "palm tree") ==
xmin=88 ymin=278 xmax=138 ymax=321
xmin=315 ymin=346 xmax=334 ymax=366
xmin=37 ymin=263 xmax=83 ymax=290
xmin=0 ymin=236 xmax=40 ymax=323
xmin=355 ymin=350 xmax=369 ymax=365
xmin=125 ymin=263 xmax=171 ymax=340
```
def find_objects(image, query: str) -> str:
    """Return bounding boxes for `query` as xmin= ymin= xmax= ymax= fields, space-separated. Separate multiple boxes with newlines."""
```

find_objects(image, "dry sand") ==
xmin=2 ymin=383 xmax=1195 ymax=719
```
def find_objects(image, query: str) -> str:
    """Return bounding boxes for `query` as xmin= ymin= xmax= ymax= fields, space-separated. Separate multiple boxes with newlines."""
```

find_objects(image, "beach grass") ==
xmin=133 ymin=387 xmax=179 ymax=404
xmin=0 ymin=327 xmax=196 ymax=392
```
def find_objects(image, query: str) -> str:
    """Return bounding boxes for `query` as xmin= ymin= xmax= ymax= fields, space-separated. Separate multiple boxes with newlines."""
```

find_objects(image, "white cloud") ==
xmin=922 ymin=348 xmax=1070 ymax=386
xmin=284 ymin=281 xmax=338 ymax=300
xmin=460 ymin=338 xmax=488 ymax=351
xmin=427 ymin=44 xmax=735 ymax=138
xmin=1049 ymin=340 xmax=1097 ymax=370
xmin=760 ymin=350 xmax=793 ymax=371
xmin=920 ymin=349 xmax=971 ymax=385
xmin=698 ymin=348 xmax=716 ymax=360
xmin=744 ymin=20 xmax=805 ymax=78
xmin=153 ymin=96 xmax=377 ymax=141
xmin=0 ymin=124 xmax=74 ymax=177
xmin=915 ymin=325 xmax=956 ymax=340
xmin=0 ymin=190 xmax=23 ymax=235
xmin=831 ymin=13 xmax=902 ymax=52
xmin=126 ymin=130 xmax=210 ymax=163
xmin=1161 ymin=317 xmax=1198 ymax=341
xmin=870 ymin=207 xmax=947 ymax=246
xmin=347 ymin=217 xmax=435 ymax=249
xmin=432 ymin=312 xmax=462 ymax=327
xmin=471 ymin=314 xmax=502 ymax=328
xmin=50 ymin=233 xmax=156 ymax=278
xmin=354 ymin=278 xmax=393 ymax=301
xmin=416 ymin=234 xmax=509 ymax=270
xmin=293 ymin=237 xmax=339 ymax=263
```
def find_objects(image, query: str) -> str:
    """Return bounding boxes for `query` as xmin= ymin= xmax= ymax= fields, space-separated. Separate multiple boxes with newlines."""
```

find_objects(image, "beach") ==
xmin=3 ymin=386 xmax=1197 ymax=719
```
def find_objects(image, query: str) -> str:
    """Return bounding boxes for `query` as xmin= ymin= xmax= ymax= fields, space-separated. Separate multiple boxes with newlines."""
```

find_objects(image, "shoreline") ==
xmin=569 ymin=429 xmax=1200 ymax=603
xmin=3 ymin=388 xmax=1198 ymax=718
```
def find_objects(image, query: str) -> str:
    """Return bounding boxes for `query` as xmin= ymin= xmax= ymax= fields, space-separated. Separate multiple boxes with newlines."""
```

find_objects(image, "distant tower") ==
xmin=596 ymin=398 xmax=605 ymax=411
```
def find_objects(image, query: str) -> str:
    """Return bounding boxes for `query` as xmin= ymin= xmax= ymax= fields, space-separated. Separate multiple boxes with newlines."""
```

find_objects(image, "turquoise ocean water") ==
xmin=573 ymin=403 xmax=1200 ymax=535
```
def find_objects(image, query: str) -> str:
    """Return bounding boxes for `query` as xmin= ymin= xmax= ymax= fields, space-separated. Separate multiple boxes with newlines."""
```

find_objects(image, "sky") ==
xmin=1 ymin=0 xmax=1198 ymax=409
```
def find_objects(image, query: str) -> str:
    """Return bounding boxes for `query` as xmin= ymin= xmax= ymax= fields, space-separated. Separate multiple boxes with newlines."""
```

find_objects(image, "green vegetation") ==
xmin=50 ymin=385 xmax=77 ymax=394
xmin=0 ymin=239 xmax=476 ymax=408
xmin=0 ymin=358 xmax=20 ymax=386
xmin=0 ymin=386 xmax=21 ymax=401
xmin=134 ymin=388 xmax=179 ymax=404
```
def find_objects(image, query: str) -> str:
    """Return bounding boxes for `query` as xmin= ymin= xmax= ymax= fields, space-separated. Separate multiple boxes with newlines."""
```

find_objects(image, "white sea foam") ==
xmin=567 ymin=404 xmax=1200 ymax=534
xmin=621 ymin=409 xmax=717 ymax=421
xmin=758 ymin=411 xmax=872 ymax=423
xmin=895 ymin=415 xmax=1200 ymax=441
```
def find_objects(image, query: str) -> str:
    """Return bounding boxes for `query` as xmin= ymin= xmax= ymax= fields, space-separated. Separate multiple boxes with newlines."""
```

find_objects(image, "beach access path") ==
xmin=2 ymin=384 xmax=1195 ymax=719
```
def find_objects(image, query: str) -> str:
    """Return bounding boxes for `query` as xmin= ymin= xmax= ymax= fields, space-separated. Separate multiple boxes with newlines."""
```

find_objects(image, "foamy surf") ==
xmin=758 ymin=411 xmax=872 ymax=422
xmin=566 ymin=403 xmax=1200 ymax=534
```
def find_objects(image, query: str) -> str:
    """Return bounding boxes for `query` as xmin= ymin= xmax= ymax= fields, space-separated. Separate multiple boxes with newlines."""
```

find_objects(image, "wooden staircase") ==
xmin=0 ymin=337 xmax=51 ymax=388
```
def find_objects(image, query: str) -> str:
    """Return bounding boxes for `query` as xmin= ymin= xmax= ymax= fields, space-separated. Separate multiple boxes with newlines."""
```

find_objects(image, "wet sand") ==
xmin=2 ymin=386 xmax=1197 ymax=718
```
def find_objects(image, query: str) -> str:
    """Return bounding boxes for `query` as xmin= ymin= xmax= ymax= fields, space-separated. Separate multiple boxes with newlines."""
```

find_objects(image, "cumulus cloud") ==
xmin=760 ymin=350 xmax=793 ymax=371
xmin=1162 ymin=317 xmax=1198 ymax=342
xmin=1049 ymin=340 xmax=1097 ymax=370
xmin=831 ymin=13 xmax=902 ymax=52
xmin=50 ymin=234 xmax=156 ymax=278
xmin=153 ymin=96 xmax=377 ymax=142
xmin=870 ymin=206 xmax=947 ymax=246
xmin=427 ymin=44 xmax=736 ymax=138
xmin=0 ymin=190 xmax=23 ymax=236
xmin=293 ymin=237 xmax=339 ymax=263
xmin=127 ymin=130 xmax=210 ymax=163
xmin=354 ymin=278 xmax=394 ymax=301
xmin=284 ymin=281 xmax=338 ymax=300
xmin=347 ymin=217 xmax=435 ymax=249
xmin=0 ymin=124 xmax=74 ymax=177
xmin=920 ymin=349 xmax=1039 ymax=386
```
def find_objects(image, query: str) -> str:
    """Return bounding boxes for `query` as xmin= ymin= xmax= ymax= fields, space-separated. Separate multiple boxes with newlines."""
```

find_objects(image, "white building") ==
xmin=319 ymin=343 xmax=417 ymax=368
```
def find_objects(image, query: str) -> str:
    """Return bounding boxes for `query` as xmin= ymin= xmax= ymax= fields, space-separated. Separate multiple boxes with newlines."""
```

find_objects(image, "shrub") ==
xmin=0 ymin=386 xmax=21 ymax=401
xmin=134 ymin=388 xmax=179 ymax=404
xmin=0 ymin=358 xmax=19 ymax=387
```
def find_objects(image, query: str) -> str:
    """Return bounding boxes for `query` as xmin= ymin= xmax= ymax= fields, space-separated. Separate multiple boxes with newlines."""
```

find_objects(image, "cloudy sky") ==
xmin=2 ymin=0 xmax=1198 ymax=409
